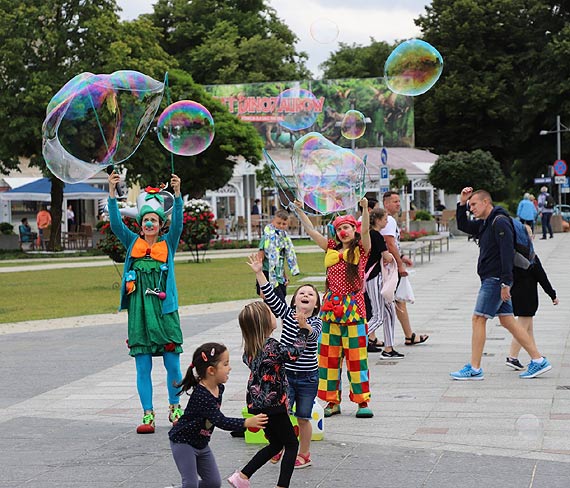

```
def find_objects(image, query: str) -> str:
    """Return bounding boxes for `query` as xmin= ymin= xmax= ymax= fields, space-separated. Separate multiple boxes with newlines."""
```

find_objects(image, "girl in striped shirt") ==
xmin=247 ymin=253 xmax=322 ymax=469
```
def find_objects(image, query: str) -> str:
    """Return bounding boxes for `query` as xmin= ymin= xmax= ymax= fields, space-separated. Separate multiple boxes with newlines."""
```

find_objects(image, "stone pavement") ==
xmin=1 ymin=235 xmax=570 ymax=487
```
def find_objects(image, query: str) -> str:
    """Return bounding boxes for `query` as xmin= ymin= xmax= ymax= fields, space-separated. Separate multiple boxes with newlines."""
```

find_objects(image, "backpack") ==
xmin=545 ymin=194 xmax=555 ymax=210
xmin=492 ymin=215 xmax=535 ymax=270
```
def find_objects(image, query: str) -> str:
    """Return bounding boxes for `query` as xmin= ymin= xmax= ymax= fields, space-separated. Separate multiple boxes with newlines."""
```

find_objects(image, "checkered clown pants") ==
xmin=317 ymin=320 xmax=371 ymax=405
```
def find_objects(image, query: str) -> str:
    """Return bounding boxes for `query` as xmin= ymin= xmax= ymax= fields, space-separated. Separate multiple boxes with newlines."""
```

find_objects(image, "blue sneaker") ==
xmin=450 ymin=363 xmax=484 ymax=381
xmin=519 ymin=358 xmax=552 ymax=379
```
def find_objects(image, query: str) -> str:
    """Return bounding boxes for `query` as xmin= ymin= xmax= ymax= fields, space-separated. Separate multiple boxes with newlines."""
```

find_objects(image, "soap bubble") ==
xmin=515 ymin=414 xmax=543 ymax=440
xmin=341 ymin=110 xmax=367 ymax=140
xmin=310 ymin=18 xmax=339 ymax=44
xmin=292 ymin=132 xmax=366 ymax=214
xmin=42 ymin=70 xmax=164 ymax=183
xmin=276 ymin=88 xmax=319 ymax=132
xmin=157 ymin=100 xmax=215 ymax=156
xmin=384 ymin=39 xmax=443 ymax=96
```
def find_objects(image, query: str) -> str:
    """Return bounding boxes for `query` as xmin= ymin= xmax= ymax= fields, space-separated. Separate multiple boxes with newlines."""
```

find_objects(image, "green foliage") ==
xmin=390 ymin=168 xmax=409 ymax=189
xmin=255 ymin=164 xmax=274 ymax=189
xmin=120 ymin=69 xmax=264 ymax=197
xmin=320 ymin=40 xmax=395 ymax=79
xmin=414 ymin=0 xmax=570 ymax=185
xmin=429 ymin=149 xmax=506 ymax=195
xmin=148 ymin=0 xmax=310 ymax=83
xmin=0 ymin=222 xmax=14 ymax=235
xmin=413 ymin=210 xmax=433 ymax=221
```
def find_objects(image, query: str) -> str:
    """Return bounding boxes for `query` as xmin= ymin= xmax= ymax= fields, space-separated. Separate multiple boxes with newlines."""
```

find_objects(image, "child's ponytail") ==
xmin=176 ymin=342 xmax=227 ymax=395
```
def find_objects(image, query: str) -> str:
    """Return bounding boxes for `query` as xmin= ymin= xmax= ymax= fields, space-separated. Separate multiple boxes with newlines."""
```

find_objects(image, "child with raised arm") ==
xmin=169 ymin=343 xmax=267 ymax=488
xmin=227 ymin=301 xmax=310 ymax=488
xmin=293 ymin=198 xmax=373 ymax=418
xmin=247 ymin=253 xmax=322 ymax=468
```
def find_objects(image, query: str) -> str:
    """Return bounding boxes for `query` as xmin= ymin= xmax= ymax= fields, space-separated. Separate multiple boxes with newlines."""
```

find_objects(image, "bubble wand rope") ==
xmin=86 ymin=86 xmax=113 ymax=171
xmin=163 ymin=72 xmax=175 ymax=175
xmin=263 ymin=149 xmax=323 ymax=217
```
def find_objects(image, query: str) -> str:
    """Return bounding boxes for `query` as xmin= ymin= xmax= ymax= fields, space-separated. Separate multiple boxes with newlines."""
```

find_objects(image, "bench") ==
xmin=417 ymin=234 xmax=450 ymax=254
xmin=400 ymin=241 xmax=431 ymax=264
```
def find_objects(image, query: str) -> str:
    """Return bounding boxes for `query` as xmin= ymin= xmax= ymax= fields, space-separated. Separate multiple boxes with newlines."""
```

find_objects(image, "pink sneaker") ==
xmin=227 ymin=471 xmax=250 ymax=488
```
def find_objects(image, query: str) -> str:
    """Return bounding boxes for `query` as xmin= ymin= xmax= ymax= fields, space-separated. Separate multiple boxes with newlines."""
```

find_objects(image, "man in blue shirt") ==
xmin=451 ymin=187 xmax=551 ymax=380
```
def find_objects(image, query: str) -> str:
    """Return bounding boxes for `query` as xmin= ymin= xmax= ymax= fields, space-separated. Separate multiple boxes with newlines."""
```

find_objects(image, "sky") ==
xmin=115 ymin=0 xmax=431 ymax=77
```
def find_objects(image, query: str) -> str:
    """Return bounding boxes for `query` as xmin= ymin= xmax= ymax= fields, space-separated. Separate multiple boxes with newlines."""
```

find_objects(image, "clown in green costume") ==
xmin=108 ymin=171 xmax=184 ymax=434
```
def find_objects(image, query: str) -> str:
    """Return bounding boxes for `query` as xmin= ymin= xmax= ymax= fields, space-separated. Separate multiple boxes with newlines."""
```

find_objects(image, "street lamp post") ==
xmin=539 ymin=114 xmax=570 ymax=205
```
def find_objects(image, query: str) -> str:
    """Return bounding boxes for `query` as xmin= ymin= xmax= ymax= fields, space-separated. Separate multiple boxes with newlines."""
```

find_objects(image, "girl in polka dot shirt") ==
xmin=169 ymin=343 xmax=267 ymax=488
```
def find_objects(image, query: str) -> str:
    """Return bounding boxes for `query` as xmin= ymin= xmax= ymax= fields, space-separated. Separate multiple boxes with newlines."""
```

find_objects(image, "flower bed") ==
xmin=400 ymin=229 xmax=429 ymax=241
xmin=209 ymin=238 xmax=260 ymax=250
xmin=96 ymin=217 xmax=141 ymax=262
xmin=181 ymin=199 xmax=218 ymax=262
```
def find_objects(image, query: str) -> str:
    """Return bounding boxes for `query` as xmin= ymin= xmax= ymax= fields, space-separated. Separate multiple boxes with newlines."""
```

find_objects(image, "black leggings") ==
xmin=241 ymin=411 xmax=298 ymax=488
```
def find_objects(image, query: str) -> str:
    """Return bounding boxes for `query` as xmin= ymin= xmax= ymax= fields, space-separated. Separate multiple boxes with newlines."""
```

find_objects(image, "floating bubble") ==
xmin=515 ymin=414 xmax=543 ymax=441
xmin=292 ymin=132 xmax=366 ymax=214
xmin=341 ymin=110 xmax=367 ymax=140
xmin=43 ymin=70 xmax=164 ymax=183
xmin=310 ymin=18 xmax=339 ymax=44
xmin=276 ymin=88 xmax=319 ymax=132
xmin=157 ymin=101 xmax=215 ymax=156
xmin=384 ymin=39 xmax=443 ymax=96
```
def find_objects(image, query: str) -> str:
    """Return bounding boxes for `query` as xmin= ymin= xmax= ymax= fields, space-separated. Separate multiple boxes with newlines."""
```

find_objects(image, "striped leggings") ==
xmin=365 ymin=273 xmax=396 ymax=347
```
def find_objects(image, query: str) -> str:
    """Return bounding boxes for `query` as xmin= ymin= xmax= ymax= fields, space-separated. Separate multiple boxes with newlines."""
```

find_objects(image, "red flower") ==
xmin=144 ymin=186 xmax=161 ymax=194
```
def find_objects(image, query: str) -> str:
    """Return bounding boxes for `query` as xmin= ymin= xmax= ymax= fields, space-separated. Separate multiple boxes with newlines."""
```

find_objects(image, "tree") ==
xmin=320 ymin=39 xmax=395 ymax=80
xmin=428 ymin=149 xmax=506 ymax=195
xmin=147 ymin=0 xmax=311 ymax=84
xmin=415 ymin=0 xmax=570 ymax=184
xmin=389 ymin=168 xmax=409 ymax=190
xmin=0 ymin=0 xmax=122 ymax=249
xmin=117 ymin=69 xmax=264 ymax=198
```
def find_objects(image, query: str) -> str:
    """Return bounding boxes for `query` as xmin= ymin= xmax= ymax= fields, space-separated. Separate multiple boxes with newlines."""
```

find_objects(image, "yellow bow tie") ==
xmin=324 ymin=247 xmax=360 ymax=268
xmin=130 ymin=238 xmax=168 ymax=263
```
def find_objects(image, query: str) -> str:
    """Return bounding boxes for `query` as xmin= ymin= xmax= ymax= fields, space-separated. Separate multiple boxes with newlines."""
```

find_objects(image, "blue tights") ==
xmin=135 ymin=352 xmax=182 ymax=411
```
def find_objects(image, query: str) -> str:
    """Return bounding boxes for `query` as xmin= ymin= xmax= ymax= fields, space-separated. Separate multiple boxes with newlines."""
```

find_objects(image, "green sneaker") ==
xmin=355 ymin=402 xmax=373 ymax=418
xmin=136 ymin=410 xmax=155 ymax=434
xmin=169 ymin=404 xmax=183 ymax=425
xmin=323 ymin=402 xmax=341 ymax=417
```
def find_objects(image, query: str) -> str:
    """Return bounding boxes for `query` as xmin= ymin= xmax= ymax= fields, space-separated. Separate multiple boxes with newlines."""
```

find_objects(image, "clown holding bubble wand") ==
xmin=108 ymin=170 xmax=185 ymax=434
xmin=292 ymin=197 xmax=374 ymax=419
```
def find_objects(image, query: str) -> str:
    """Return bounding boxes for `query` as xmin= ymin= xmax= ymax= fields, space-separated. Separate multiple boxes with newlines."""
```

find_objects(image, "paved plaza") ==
xmin=1 ymin=234 xmax=570 ymax=487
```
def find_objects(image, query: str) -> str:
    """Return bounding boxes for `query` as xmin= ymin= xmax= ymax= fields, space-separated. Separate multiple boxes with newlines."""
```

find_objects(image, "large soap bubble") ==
xmin=276 ymin=88 xmax=319 ymax=132
xmin=43 ymin=70 xmax=164 ymax=183
xmin=157 ymin=100 xmax=215 ymax=156
xmin=310 ymin=18 xmax=339 ymax=44
xmin=292 ymin=132 xmax=366 ymax=214
xmin=384 ymin=39 xmax=443 ymax=96
xmin=341 ymin=110 xmax=367 ymax=140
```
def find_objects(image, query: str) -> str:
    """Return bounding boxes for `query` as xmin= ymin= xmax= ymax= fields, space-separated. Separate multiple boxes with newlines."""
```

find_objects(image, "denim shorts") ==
xmin=474 ymin=277 xmax=513 ymax=319
xmin=286 ymin=370 xmax=318 ymax=419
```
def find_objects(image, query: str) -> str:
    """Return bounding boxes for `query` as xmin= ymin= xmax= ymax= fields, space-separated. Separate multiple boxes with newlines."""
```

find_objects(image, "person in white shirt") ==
xmin=380 ymin=191 xmax=429 ymax=346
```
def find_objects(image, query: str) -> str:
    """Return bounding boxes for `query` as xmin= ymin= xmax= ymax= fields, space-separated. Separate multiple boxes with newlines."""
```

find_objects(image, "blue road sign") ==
xmin=381 ymin=148 xmax=388 ymax=165
xmin=380 ymin=166 xmax=389 ymax=179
